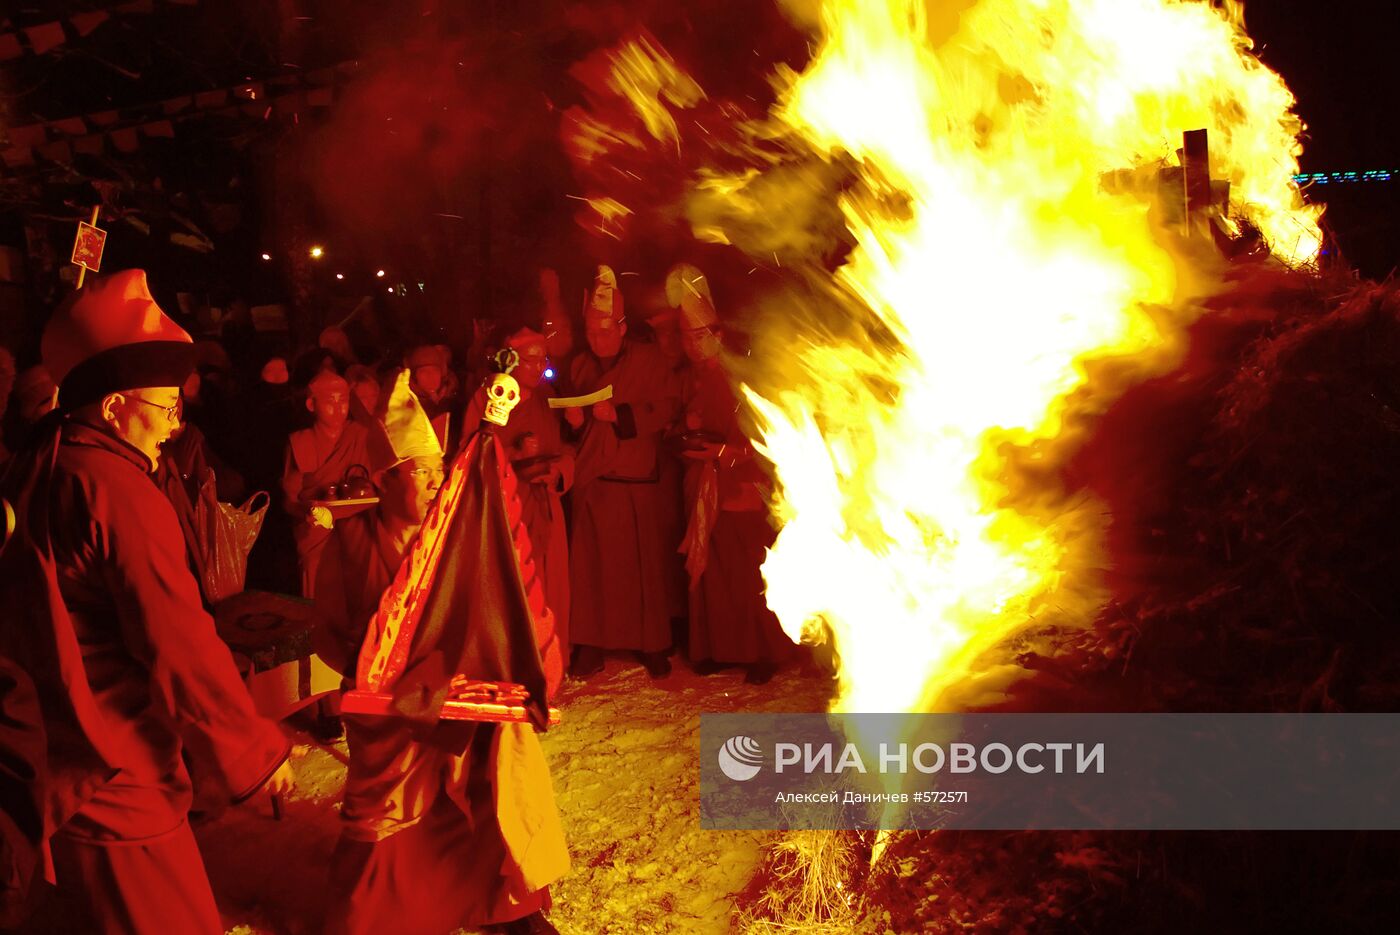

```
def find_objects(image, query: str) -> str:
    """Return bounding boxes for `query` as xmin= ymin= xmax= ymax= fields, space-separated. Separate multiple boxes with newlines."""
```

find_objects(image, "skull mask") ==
xmin=484 ymin=372 xmax=520 ymax=426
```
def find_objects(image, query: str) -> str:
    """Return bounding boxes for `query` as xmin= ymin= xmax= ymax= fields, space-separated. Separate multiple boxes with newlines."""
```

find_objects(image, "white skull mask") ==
xmin=484 ymin=372 xmax=520 ymax=426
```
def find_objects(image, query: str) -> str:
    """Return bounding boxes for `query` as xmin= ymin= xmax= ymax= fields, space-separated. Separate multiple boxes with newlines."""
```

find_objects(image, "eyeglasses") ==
xmin=406 ymin=466 xmax=445 ymax=482
xmin=128 ymin=395 xmax=182 ymax=422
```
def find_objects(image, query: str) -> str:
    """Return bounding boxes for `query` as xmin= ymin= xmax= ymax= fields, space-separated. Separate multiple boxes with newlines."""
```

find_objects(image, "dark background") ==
xmin=1 ymin=0 xmax=1396 ymax=360
xmin=1246 ymin=2 xmax=1400 ymax=276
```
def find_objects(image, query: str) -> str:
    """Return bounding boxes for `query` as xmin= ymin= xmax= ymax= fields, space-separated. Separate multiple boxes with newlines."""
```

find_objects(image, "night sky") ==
xmin=3 ymin=1 xmax=1397 ymax=279
xmin=1245 ymin=1 xmax=1395 ymax=173
xmin=1245 ymin=1 xmax=1400 ymax=274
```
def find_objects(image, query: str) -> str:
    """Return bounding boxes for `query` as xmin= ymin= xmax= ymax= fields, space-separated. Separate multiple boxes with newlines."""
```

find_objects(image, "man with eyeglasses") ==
xmin=0 ymin=270 xmax=293 ymax=933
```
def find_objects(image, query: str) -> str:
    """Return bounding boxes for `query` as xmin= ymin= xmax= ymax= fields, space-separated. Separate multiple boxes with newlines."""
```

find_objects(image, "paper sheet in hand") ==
xmin=547 ymin=385 xmax=613 ymax=409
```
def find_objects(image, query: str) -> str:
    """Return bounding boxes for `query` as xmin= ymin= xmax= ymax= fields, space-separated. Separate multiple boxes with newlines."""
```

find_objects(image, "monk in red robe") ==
xmin=316 ymin=370 xmax=566 ymax=935
xmin=538 ymin=267 xmax=575 ymax=380
xmin=463 ymin=327 xmax=575 ymax=658
xmin=668 ymin=264 xmax=793 ymax=684
xmin=0 ymin=271 xmax=293 ymax=934
xmin=281 ymin=370 xmax=371 ymax=596
xmin=644 ymin=299 xmax=693 ymax=631
xmin=566 ymin=266 xmax=681 ymax=678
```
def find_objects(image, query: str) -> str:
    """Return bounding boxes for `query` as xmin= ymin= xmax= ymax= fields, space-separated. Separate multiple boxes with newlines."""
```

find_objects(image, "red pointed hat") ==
xmin=42 ymin=269 xmax=194 ymax=411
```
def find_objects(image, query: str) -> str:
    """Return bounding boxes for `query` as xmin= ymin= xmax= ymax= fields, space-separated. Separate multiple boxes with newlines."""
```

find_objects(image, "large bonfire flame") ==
xmin=571 ymin=0 xmax=1320 ymax=718
xmin=739 ymin=0 xmax=1318 ymax=717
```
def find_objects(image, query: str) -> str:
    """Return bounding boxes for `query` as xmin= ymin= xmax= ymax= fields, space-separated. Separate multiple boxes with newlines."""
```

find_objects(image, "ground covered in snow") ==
xmin=192 ymin=659 xmax=835 ymax=935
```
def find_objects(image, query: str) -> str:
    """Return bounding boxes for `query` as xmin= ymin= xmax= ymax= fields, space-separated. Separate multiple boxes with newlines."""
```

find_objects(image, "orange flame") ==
xmin=726 ymin=0 xmax=1320 ymax=716
xmin=564 ymin=33 xmax=706 ymax=166
xmin=566 ymin=2 xmax=1321 ymax=721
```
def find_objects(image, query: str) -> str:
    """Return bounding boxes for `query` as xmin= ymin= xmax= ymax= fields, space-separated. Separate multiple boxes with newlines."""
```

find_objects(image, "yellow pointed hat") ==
xmin=665 ymin=262 xmax=717 ymax=330
xmin=585 ymin=264 xmax=624 ymax=328
xmin=368 ymin=369 xmax=444 ymax=473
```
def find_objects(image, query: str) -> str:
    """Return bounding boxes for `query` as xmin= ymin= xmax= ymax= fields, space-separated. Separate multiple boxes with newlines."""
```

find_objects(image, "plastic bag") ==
xmin=194 ymin=476 xmax=269 ymax=603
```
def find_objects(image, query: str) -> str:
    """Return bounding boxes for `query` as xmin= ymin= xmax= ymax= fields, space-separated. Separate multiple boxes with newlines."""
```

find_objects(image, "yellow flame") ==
xmin=737 ymin=0 xmax=1320 ymax=715
xmin=566 ymin=34 xmax=707 ymax=167
xmin=606 ymin=35 xmax=707 ymax=146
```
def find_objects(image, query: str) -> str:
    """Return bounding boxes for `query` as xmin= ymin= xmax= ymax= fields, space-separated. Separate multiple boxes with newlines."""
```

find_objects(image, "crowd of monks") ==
xmin=284 ymin=261 xmax=791 ymax=686
xmin=0 ymin=259 xmax=794 ymax=935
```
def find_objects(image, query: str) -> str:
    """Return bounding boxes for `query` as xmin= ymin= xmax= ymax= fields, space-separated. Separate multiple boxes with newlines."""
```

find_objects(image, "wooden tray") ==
xmin=310 ymin=497 xmax=379 ymax=520
xmin=340 ymin=689 xmax=561 ymax=725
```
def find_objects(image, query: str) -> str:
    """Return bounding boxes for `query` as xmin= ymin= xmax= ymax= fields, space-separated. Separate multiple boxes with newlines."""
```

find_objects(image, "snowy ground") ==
xmin=191 ymin=658 xmax=835 ymax=935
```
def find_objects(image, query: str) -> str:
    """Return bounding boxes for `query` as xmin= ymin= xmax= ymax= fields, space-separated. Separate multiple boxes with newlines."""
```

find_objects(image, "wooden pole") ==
xmin=1182 ymin=129 xmax=1212 ymax=236
xmin=75 ymin=206 xmax=100 ymax=289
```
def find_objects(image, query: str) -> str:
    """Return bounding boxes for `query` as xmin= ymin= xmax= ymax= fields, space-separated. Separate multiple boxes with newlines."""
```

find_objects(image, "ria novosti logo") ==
xmin=718 ymin=735 xmax=763 ymax=781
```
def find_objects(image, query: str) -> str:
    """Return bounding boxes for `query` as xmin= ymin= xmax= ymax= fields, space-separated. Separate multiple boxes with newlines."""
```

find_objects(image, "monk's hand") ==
xmin=310 ymin=506 xmax=334 ymax=530
xmin=264 ymin=760 xmax=296 ymax=797
xmin=592 ymin=400 xmax=617 ymax=423
xmin=684 ymin=441 xmax=724 ymax=461
xmin=532 ymin=463 xmax=561 ymax=487
xmin=563 ymin=406 xmax=585 ymax=429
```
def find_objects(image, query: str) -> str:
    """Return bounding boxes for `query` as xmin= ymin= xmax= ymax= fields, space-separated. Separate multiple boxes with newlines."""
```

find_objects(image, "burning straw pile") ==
xmin=1093 ymin=266 xmax=1400 ymax=713
xmin=736 ymin=264 xmax=1400 ymax=933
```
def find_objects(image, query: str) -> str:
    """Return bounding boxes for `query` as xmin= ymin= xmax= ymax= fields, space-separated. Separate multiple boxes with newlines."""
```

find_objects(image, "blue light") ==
xmin=544 ymin=368 xmax=555 ymax=380
xmin=1293 ymin=168 xmax=1400 ymax=186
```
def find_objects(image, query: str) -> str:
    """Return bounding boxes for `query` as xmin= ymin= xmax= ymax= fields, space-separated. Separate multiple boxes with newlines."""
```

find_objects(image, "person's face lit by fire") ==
xmin=585 ymin=313 xmax=625 ymax=359
xmin=351 ymin=378 xmax=379 ymax=415
xmin=651 ymin=317 xmax=684 ymax=367
xmin=379 ymin=455 xmax=445 ymax=524
xmin=508 ymin=337 xmax=549 ymax=388
xmin=681 ymin=325 xmax=722 ymax=363
xmin=308 ymin=386 xmax=349 ymax=434
xmin=411 ymin=364 xmax=443 ymax=399
xmin=100 ymin=387 xmax=182 ymax=471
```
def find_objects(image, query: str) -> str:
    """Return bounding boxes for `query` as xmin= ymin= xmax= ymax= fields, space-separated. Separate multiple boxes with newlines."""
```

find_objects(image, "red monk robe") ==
xmin=567 ymin=269 xmax=681 ymax=663
xmin=679 ymin=360 xmax=792 ymax=676
xmin=644 ymin=304 xmax=692 ymax=624
xmin=314 ymin=370 xmax=566 ymax=935
xmin=0 ymin=421 xmax=290 ymax=934
xmin=1 ymin=657 xmax=45 ymax=928
xmin=281 ymin=371 xmax=371 ymax=596
xmin=0 ymin=271 xmax=290 ymax=935
xmin=666 ymin=261 xmax=792 ymax=680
